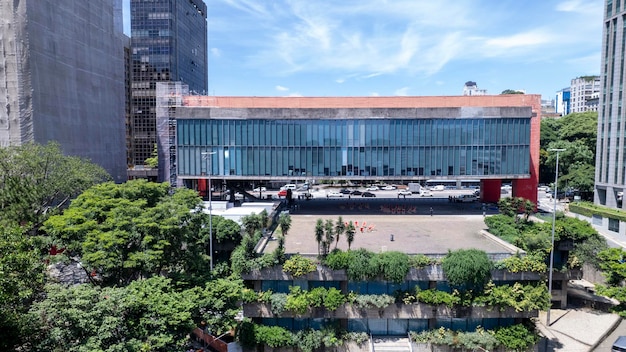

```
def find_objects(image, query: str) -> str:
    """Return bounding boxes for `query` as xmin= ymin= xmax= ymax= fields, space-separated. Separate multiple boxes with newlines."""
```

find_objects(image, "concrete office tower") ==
xmin=129 ymin=0 xmax=207 ymax=178
xmin=0 ymin=0 xmax=127 ymax=182
xmin=597 ymin=0 xmax=626 ymax=211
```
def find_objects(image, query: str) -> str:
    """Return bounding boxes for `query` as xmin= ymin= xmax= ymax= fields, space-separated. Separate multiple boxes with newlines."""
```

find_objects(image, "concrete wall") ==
xmin=0 ymin=0 xmax=127 ymax=182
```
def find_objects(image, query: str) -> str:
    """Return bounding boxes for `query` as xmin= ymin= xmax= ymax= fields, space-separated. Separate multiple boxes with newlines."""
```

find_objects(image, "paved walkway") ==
xmin=536 ymin=309 xmax=622 ymax=351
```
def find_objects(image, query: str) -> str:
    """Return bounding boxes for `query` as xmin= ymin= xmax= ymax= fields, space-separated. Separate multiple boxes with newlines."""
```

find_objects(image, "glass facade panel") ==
xmin=176 ymin=118 xmax=531 ymax=178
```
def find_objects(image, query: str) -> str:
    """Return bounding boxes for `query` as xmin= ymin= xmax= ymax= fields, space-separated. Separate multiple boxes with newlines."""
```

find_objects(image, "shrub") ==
xmin=415 ymin=288 xmax=460 ymax=307
xmin=493 ymin=322 xmax=540 ymax=351
xmin=324 ymin=249 xmax=351 ymax=270
xmin=353 ymin=294 xmax=395 ymax=309
xmin=269 ymin=293 xmax=287 ymax=315
xmin=254 ymin=325 xmax=294 ymax=348
xmin=294 ymin=329 xmax=323 ymax=352
xmin=409 ymin=254 xmax=436 ymax=268
xmin=495 ymin=252 xmax=547 ymax=273
xmin=323 ymin=287 xmax=346 ymax=311
xmin=346 ymin=249 xmax=378 ymax=281
xmin=410 ymin=323 xmax=540 ymax=352
xmin=285 ymin=286 xmax=310 ymax=315
xmin=442 ymin=249 xmax=492 ymax=292
xmin=282 ymin=255 xmax=316 ymax=277
xmin=377 ymin=251 xmax=410 ymax=283
xmin=474 ymin=281 xmax=550 ymax=312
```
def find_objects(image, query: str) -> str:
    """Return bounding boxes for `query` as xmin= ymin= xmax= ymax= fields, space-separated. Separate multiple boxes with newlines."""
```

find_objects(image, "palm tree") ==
xmin=241 ymin=213 xmax=262 ymax=237
xmin=346 ymin=221 xmax=356 ymax=250
xmin=279 ymin=212 xmax=292 ymax=236
xmin=334 ymin=216 xmax=345 ymax=249
xmin=259 ymin=209 xmax=270 ymax=232
xmin=521 ymin=199 xmax=536 ymax=221
xmin=324 ymin=219 xmax=335 ymax=256
xmin=314 ymin=219 xmax=324 ymax=257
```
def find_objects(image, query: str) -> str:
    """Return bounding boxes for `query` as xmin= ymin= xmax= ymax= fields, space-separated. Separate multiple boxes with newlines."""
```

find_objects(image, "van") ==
xmin=281 ymin=184 xmax=297 ymax=190
xmin=612 ymin=336 xmax=626 ymax=351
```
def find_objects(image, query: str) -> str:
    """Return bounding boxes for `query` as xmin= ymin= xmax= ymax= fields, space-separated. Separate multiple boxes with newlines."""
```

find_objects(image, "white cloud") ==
xmin=211 ymin=0 xmax=603 ymax=94
xmin=370 ymin=92 xmax=380 ymax=96
xmin=275 ymin=85 xmax=289 ymax=91
xmin=210 ymin=48 xmax=222 ymax=57
xmin=287 ymin=92 xmax=303 ymax=97
xmin=394 ymin=87 xmax=410 ymax=96
xmin=556 ymin=0 xmax=602 ymax=14
xmin=485 ymin=30 xmax=553 ymax=50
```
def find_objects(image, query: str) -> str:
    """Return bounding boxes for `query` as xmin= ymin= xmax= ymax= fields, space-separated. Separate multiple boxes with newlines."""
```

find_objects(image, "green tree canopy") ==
xmin=43 ymin=180 xmax=212 ymax=286
xmin=28 ymin=276 xmax=242 ymax=352
xmin=0 ymin=142 xmax=110 ymax=231
xmin=539 ymin=112 xmax=597 ymax=191
xmin=0 ymin=226 xmax=47 ymax=350
xmin=442 ymin=249 xmax=492 ymax=292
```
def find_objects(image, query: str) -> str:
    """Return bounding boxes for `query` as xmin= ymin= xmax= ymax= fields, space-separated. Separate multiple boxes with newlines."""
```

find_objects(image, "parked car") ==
xmin=327 ymin=191 xmax=344 ymax=198
xmin=350 ymin=190 xmax=363 ymax=196
xmin=366 ymin=186 xmax=379 ymax=191
xmin=420 ymin=189 xmax=433 ymax=197
xmin=339 ymin=188 xmax=352 ymax=194
xmin=398 ymin=189 xmax=412 ymax=196
xmin=253 ymin=187 xmax=267 ymax=192
xmin=277 ymin=189 xmax=288 ymax=197
xmin=361 ymin=191 xmax=376 ymax=197
xmin=455 ymin=194 xmax=477 ymax=203
xmin=431 ymin=185 xmax=445 ymax=191
xmin=383 ymin=185 xmax=397 ymax=190
xmin=281 ymin=184 xmax=297 ymax=190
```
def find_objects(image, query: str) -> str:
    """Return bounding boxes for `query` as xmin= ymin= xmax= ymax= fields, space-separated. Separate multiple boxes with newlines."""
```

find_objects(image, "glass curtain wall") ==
xmin=177 ymin=118 xmax=530 ymax=178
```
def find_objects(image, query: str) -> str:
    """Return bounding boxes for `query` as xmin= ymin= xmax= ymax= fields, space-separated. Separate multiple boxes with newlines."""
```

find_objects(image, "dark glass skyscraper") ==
xmin=129 ymin=0 xmax=207 ymax=170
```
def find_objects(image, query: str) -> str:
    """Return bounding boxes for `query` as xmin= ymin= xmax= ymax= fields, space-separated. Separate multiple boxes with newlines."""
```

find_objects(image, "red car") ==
xmin=277 ymin=189 xmax=288 ymax=197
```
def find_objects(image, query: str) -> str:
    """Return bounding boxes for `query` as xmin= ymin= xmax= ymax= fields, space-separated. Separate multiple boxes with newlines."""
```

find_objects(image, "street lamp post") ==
xmin=546 ymin=148 xmax=565 ymax=326
xmin=202 ymin=151 xmax=216 ymax=271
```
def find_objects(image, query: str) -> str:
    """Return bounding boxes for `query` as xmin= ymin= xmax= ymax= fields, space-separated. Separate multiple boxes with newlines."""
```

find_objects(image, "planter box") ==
xmin=243 ymin=264 xmax=547 ymax=282
xmin=243 ymin=302 xmax=538 ymax=319
xmin=246 ymin=342 xmax=369 ymax=352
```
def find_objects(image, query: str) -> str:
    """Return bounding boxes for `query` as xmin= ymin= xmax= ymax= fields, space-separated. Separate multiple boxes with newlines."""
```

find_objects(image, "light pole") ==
xmin=546 ymin=148 xmax=565 ymax=326
xmin=202 ymin=151 xmax=216 ymax=271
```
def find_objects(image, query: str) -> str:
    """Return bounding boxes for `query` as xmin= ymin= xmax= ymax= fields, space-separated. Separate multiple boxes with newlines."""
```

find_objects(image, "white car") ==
xmin=431 ymin=185 xmax=445 ymax=191
xmin=366 ymin=186 xmax=379 ymax=191
xmin=383 ymin=185 xmax=397 ymax=190
xmin=327 ymin=191 xmax=344 ymax=198
xmin=398 ymin=189 xmax=412 ymax=196
xmin=252 ymin=187 xmax=267 ymax=192
xmin=420 ymin=189 xmax=433 ymax=197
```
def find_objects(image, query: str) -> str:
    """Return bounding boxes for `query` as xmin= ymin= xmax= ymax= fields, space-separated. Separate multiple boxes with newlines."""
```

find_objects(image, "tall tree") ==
xmin=539 ymin=112 xmax=597 ymax=191
xmin=279 ymin=212 xmax=292 ymax=236
xmin=314 ymin=219 xmax=324 ymax=257
xmin=334 ymin=216 xmax=345 ymax=249
xmin=0 ymin=142 xmax=110 ymax=231
xmin=43 ymin=180 xmax=211 ymax=287
xmin=324 ymin=219 xmax=335 ymax=256
xmin=0 ymin=226 xmax=47 ymax=350
xmin=28 ymin=276 xmax=245 ymax=352
xmin=345 ymin=221 xmax=356 ymax=250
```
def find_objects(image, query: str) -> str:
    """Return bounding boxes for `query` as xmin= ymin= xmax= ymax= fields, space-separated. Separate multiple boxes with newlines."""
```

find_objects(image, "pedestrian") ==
xmin=429 ymin=207 xmax=433 ymax=216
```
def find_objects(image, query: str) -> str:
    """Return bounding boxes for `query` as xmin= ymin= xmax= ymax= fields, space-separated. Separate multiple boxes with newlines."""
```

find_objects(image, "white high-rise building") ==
xmin=570 ymin=76 xmax=600 ymax=113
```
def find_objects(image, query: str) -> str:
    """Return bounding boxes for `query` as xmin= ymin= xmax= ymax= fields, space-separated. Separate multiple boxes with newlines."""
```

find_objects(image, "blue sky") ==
xmin=123 ymin=0 xmax=603 ymax=99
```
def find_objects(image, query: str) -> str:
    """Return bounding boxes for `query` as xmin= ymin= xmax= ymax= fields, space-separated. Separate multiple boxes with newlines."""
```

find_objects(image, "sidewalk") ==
xmin=536 ymin=308 xmax=622 ymax=351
